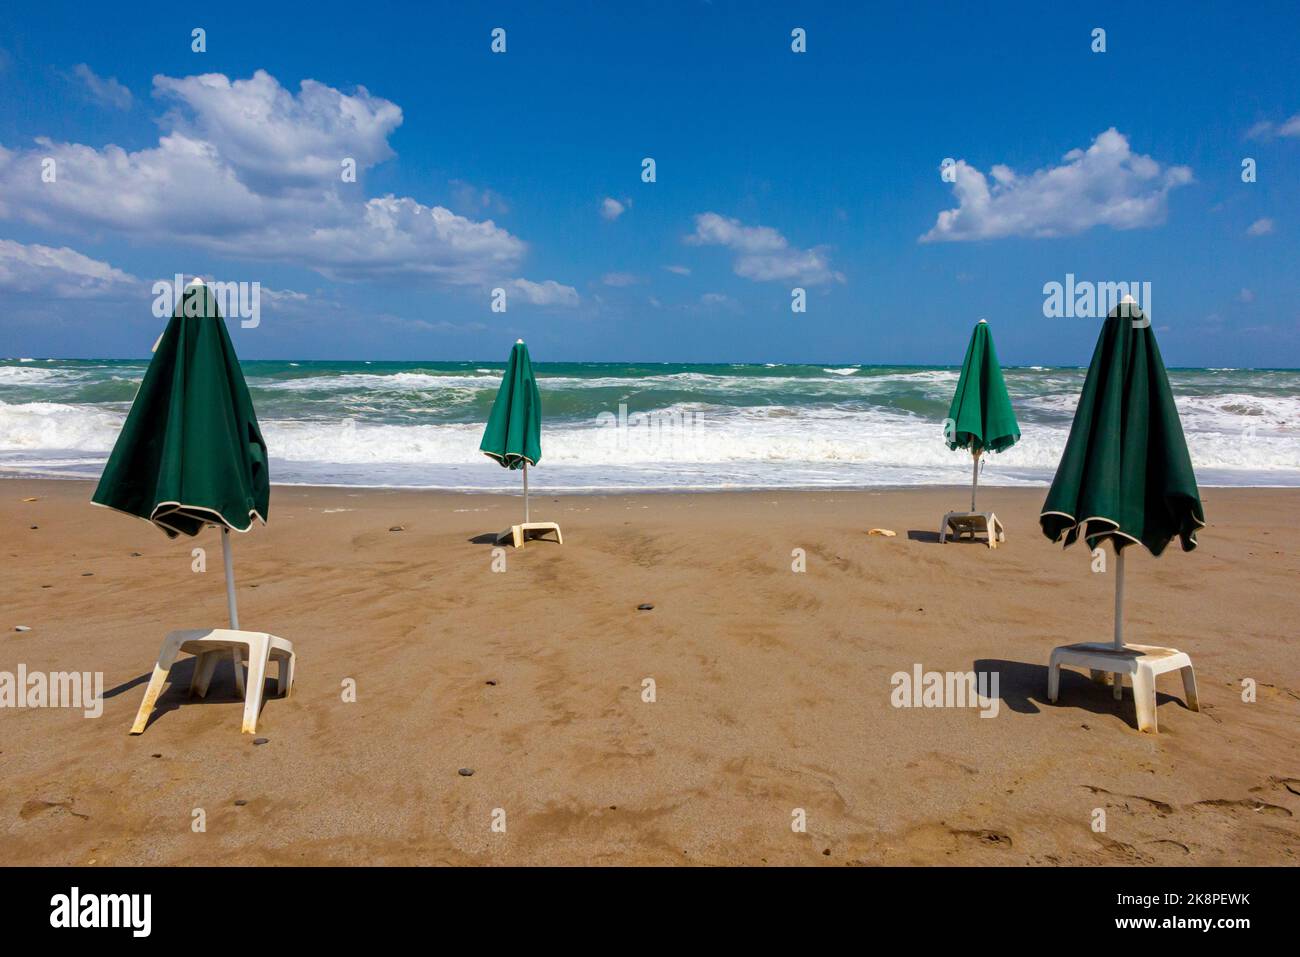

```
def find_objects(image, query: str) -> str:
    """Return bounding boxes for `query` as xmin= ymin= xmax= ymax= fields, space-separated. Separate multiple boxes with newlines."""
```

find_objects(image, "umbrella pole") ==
xmin=970 ymin=449 xmax=980 ymax=512
xmin=222 ymin=527 xmax=239 ymax=630
xmin=1113 ymin=547 xmax=1125 ymax=650
xmin=523 ymin=461 xmax=530 ymax=525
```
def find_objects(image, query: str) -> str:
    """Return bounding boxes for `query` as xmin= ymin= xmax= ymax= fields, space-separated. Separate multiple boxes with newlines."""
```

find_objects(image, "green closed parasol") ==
xmin=480 ymin=340 xmax=561 ymax=545
xmin=945 ymin=319 xmax=1020 ymax=512
xmin=1040 ymin=296 xmax=1204 ymax=648
xmin=92 ymin=278 xmax=269 ymax=628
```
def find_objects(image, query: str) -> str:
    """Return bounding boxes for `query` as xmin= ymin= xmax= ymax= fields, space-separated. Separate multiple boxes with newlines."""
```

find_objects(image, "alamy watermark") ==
xmin=595 ymin=402 xmax=706 ymax=452
xmin=151 ymin=274 xmax=261 ymax=328
xmin=1043 ymin=274 xmax=1151 ymax=319
xmin=1 ymin=665 xmax=103 ymax=718
xmin=890 ymin=664 xmax=1000 ymax=718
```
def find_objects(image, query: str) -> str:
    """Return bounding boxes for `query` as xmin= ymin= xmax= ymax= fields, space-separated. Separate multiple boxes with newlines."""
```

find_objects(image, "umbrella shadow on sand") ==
xmin=975 ymin=658 xmax=1189 ymax=722
xmin=105 ymin=658 xmax=279 ymax=731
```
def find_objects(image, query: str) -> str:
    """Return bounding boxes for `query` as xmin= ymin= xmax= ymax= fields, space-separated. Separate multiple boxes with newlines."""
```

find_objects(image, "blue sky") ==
xmin=1 ymin=0 xmax=1298 ymax=366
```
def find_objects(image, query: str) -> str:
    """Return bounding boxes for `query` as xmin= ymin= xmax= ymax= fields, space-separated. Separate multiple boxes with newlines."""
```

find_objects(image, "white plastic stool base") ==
xmin=1047 ymin=641 xmax=1198 ymax=733
xmin=130 ymin=628 xmax=295 ymax=735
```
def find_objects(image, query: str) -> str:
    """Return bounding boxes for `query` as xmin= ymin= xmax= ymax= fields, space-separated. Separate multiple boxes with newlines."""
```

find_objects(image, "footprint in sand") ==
xmin=19 ymin=798 xmax=89 ymax=821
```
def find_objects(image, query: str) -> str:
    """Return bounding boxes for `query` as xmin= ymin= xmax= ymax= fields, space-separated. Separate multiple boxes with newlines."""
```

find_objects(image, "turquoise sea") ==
xmin=2 ymin=359 xmax=1298 ymax=489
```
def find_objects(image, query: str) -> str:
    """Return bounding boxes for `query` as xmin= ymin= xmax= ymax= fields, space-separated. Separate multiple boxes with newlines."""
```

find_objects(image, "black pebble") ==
xmin=234 ymin=799 xmax=247 ymax=807
xmin=151 ymin=753 xmax=162 ymax=759
xmin=253 ymin=737 xmax=269 ymax=746
xmin=458 ymin=768 xmax=474 ymax=777
xmin=823 ymin=848 xmax=831 ymax=856
xmin=29 ymin=525 xmax=38 ymax=530
xmin=637 ymin=603 xmax=654 ymax=611
xmin=389 ymin=525 xmax=404 ymax=532
xmin=130 ymin=552 xmax=142 ymax=557
xmin=485 ymin=680 xmax=497 ymax=686
xmin=82 ymin=572 xmax=93 ymax=577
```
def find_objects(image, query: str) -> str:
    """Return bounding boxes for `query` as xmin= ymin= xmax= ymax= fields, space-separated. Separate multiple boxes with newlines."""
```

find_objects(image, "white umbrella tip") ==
xmin=1120 ymin=293 xmax=1136 ymax=303
xmin=516 ymin=338 xmax=525 ymax=344
xmin=186 ymin=276 xmax=206 ymax=287
xmin=977 ymin=318 xmax=988 ymax=323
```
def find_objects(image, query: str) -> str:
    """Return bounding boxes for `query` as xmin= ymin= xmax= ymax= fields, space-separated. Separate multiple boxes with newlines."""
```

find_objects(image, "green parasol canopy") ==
xmin=92 ymin=281 xmax=269 ymax=538
xmin=945 ymin=319 xmax=1020 ymax=454
xmin=480 ymin=339 xmax=542 ymax=470
xmin=1040 ymin=299 xmax=1204 ymax=555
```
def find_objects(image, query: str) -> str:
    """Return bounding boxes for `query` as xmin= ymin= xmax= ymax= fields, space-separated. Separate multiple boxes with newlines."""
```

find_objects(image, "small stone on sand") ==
xmin=868 ymin=528 xmax=897 ymax=537
xmin=22 ymin=497 xmax=38 ymax=503
xmin=234 ymin=799 xmax=247 ymax=807
xmin=81 ymin=572 xmax=93 ymax=577
xmin=14 ymin=625 xmax=31 ymax=632
xmin=253 ymin=737 xmax=269 ymax=746
xmin=637 ymin=603 xmax=654 ymax=611
xmin=458 ymin=767 xmax=474 ymax=777
xmin=389 ymin=525 xmax=405 ymax=532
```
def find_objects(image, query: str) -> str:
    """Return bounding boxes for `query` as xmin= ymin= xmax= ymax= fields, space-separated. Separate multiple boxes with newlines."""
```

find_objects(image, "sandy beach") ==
xmin=2 ymin=478 xmax=1298 ymax=866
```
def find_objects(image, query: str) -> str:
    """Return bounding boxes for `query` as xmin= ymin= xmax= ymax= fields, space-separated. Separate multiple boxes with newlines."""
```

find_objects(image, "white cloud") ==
xmin=1246 ymin=217 xmax=1274 ymax=236
xmin=506 ymin=278 xmax=579 ymax=307
xmin=601 ymin=272 xmax=638 ymax=287
xmin=600 ymin=197 xmax=627 ymax=221
xmin=0 ymin=239 xmax=141 ymax=297
xmin=1245 ymin=115 xmax=1300 ymax=140
xmin=450 ymin=180 xmax=509 ymax=216
xmin=72 ymin=64 xmax=133 ymax=110
xmin=0 ymin=70 xmax=571 ymax=293
xmin=686 ymin=212 xmax=843 ymax=285
xmin=1238 ymin=288 xmax=1255 ymax=303
xmin=921 ymin=128 xmax=1193 ymax=242
xmin=663 ymin=264 xmax=691 ymax=275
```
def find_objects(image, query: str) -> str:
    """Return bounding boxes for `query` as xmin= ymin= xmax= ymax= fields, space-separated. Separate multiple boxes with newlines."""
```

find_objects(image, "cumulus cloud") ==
xmin=506 ymin=277 xmax=579 ymax=307
xmin=1246 ymin=218 xmax=1274 ymax=236
xmin=600 ymin=197 xmax=628 ymax=220
xmin=0 ymin=239 xmax=141 ymax=297
xmin=0 ymin=70 xmax=571 ymax=294
xmin=921 ymin=128 xmax=1193 ymax=242
xmin=72 ymin=64 xmax=133 ymax=110
xmin=686 ymin=212 xmax=843 ymax=284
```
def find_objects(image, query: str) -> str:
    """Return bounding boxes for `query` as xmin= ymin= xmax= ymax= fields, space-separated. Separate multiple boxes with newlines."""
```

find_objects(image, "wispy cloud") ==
xmin=663 ymin=264 xmax=691 ymax=275
xmin=686 ymin=212 xmax=843 ymax=285
xmin=601 ymin=272 xmax=639 ymax=287
xmin=921 ymin=128 xmax=1193 ymax=242
xmin=450 ymin=180 xmax=510 ymax=216
xmin=1245 ymin=115 xmax=1300 ymax=140
xmin=600 ymin=197 xmax=628 ymax=221
xmin=71 ymin=63 xmax=133 ymax=110
xmin=1246 ymin=217 xmax=1274 ymax=236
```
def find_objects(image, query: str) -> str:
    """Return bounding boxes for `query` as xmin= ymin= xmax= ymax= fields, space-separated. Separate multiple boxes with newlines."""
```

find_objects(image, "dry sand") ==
xmin=2 ymin=479 xmax=1298 ymax=865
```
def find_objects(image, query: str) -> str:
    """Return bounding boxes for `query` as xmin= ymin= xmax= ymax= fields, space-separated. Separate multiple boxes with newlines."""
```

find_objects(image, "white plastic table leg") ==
xmin=231 ymin=648 xmax=245 ymax=696
xmin=190 ymin=650 xmax=220 ymax=698
xmin=276 ymin=652 xmax=294 ymax=696
xmin=240 ymin=635 xmax=271 ymax=734
xmin=130 ymin=633 xmax=185 ymax=734
xmin=1132 ymin=665 xmax=1158 ymax=733
xmin=1180 ymin=664 xmax=1200 ymax=712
